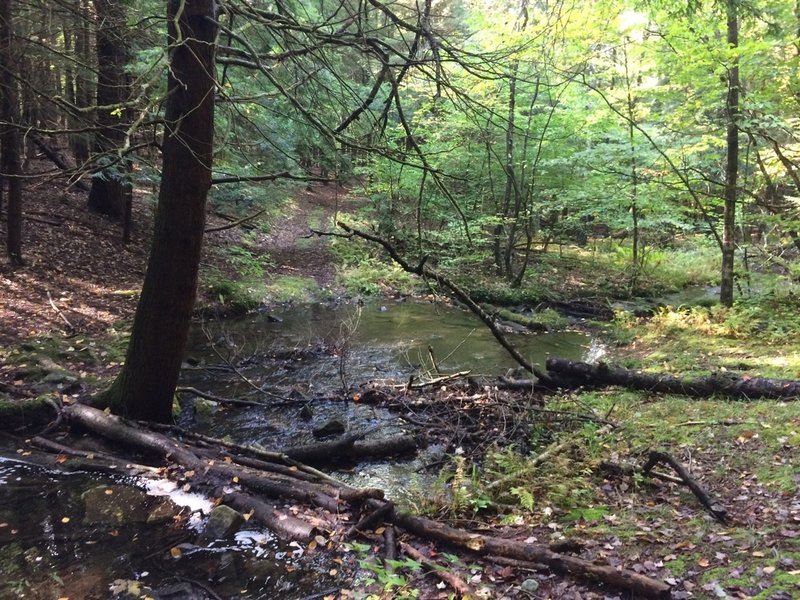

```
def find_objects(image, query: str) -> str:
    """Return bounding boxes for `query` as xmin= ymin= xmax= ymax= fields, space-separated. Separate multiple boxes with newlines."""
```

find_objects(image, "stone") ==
xmin=198 ymin=505 xmax=244 ymax=544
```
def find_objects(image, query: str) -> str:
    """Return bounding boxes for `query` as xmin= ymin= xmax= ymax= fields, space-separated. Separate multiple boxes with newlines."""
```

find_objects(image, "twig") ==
xmin=400 ymin=541 xmax=474 ymax=598
xmin=205 ymin=208 xmax=265 ymax=232
xmin=46 ymin=290 xmax=76 ymax=335
xmin=176 ymin=385 xmax=276 ymax=407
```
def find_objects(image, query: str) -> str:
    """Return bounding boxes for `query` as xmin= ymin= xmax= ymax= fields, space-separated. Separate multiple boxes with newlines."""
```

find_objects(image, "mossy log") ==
xmin=546 ymin=358 xmax=800 ymax=400
xmin=0 ymin=396 xmax=59 ymax=430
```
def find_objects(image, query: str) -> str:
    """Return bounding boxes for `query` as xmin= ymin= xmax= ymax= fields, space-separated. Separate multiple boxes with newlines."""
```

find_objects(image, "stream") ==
xmin=1 ymin=300 xmax=604 ymax=599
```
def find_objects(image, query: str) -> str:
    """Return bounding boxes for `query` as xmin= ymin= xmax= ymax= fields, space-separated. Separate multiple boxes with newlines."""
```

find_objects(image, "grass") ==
xmin=263 ymin=275 xmax=327 ymax=303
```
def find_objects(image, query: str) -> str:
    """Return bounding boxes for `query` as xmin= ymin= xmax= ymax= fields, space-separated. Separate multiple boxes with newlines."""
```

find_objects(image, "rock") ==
xmin=312 ymin=418 xmax=346 ymax=438
xmin=147 ymin=498 xmax=181 ymax=524
xmin=520 ymin=578 xmax=540 ymax=593
xmin=198 ymin=505 xmax=244 ymax=544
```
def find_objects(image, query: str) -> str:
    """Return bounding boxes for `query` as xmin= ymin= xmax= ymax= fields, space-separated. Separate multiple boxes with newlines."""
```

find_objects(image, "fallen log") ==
xmin=546 ymin=358 xmax=800 ymax=400
xmin=223 ymin=491 xmax=316 ymax=541
xmin=387 ymin=505 xmax=672 ymax=599
xmin=53 ymin=403 xmax=672 ymax=597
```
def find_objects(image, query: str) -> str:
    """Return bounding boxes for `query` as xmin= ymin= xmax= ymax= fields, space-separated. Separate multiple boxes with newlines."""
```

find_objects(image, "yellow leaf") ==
xmin=308 ymin=540 xmax=318 ymax=550
xmin=232 ymin=476 xmax=239 ymax=483
xmin=61 ymin=517 xmax=70 ymax=524
xmin=105 ymin=488 xmax=114 ymax=495
xmin=374 ymin=527 xmax=385 ymax=535
xmin=697 ymin=558 xmax=709 ymax=567
xmin=243 ymin=509 xmax=254 ymax=522
xmin=170 ymin=547 xmax=182 ymax=558
xmin=329 ymin=569 xmax=338 ymax=576
xmin=466 ymin=535 xmax=485 ymax=551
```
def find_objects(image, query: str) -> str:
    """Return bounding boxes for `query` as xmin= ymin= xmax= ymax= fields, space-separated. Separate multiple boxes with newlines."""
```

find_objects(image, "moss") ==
xmin=265 ymin=275 xmax=328 ymax=302
xmin=0 ymin=395 xmax=59 ymax=431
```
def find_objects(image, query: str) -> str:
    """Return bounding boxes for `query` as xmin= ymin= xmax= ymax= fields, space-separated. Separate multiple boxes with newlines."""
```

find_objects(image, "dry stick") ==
xmin=384 ymin=526 xmax=398 ymax=562
xmin=176 ymin=386 xmax=276 ymax=408
xmin=600 ymin=461 xmax=683 ymax=485
xmin=145 ymin=422 xmax=360 ymax=489
xmin=642 ymin=451 xmax=728 ymax=524
xmin=346 ymin=500 xmax=395 ymax=540
xmin=46 ymin=290 xmax=76 ymax=334
xmin=400 ymin=541 xmax=474 ymax=598
xmin=204 ymin=208 xmax=266 ymax=233
xmin=29 ymin=435 xmax=160 ymax=474
xmin=336 ymin=222 xmax=552 ymax=384
xmin=408 ymin=371 xmax=472 ymax=389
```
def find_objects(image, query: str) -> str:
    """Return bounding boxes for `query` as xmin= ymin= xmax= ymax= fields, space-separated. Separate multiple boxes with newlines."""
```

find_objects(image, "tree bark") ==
xmin=720 ymin=0 xmax=739 ymax=307
xmin=0 ymin=0 xmax=23 ymax=265
xmin=546 ymin=358 xmax=800 ymax=400
xmin=87 ymin=0 xmax=131 ymax=222
xmin=99 ymin=0 xmax=217 ymax=422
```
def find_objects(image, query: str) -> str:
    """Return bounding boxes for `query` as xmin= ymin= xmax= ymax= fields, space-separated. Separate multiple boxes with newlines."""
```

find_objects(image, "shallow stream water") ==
xmin=2 ymin=300 xmax=603 ymax=599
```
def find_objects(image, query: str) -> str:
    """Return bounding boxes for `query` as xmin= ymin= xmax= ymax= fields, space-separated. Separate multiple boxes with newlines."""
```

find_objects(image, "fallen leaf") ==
xmin=170 ymin=547 xmax=182 ymax=558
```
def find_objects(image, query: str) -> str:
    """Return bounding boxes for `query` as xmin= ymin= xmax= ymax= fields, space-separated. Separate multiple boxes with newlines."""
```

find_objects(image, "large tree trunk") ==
xmin=720 ymin=0 xmax=739 ymax=307
xmin=86 ymin=0 xmax=131 ymax=222
xmin=0 ymin=0 xmax=23 ymax=265
xmin=99 ymin=0 xmax=217 ymax=423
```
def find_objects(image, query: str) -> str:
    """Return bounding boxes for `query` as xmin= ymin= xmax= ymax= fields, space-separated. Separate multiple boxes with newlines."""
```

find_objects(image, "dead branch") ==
xmin=546 ymin=358 xmax=800 ymax=400
xmin=642 ymin=451 xmax=728 ymax=523
xmin=46 ymin=290 xmax=76 ymax=335
xmin=401 ymin=541 xmax=474 ymax=597
xmin=205 ymin=209 xmax=265 ymax=233
xmin=386 ymin=504 xmax=672 ymax=599
xmin=336 ymin=222 xmax=553 ymax=384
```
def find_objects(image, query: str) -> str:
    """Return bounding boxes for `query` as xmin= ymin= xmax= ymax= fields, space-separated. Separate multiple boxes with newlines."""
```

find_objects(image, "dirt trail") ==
xmin=259 ymin=183 xmax=346 ymax=289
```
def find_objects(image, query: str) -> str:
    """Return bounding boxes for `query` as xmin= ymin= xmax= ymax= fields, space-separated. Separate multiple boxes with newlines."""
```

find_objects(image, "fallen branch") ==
xmin=546 ymin=358 xmax=800 ymax=400
xmin=336 ymin=222 xmax=553 ymax=384
xmin=387 ymin=505 xmax=672 ymax=599
xmin=205 ymin=209 xmax=266 ymax=233
xmin=223 ymin=491 xmax=317 ymax=541
xmin=401 ymin=541 xmax=474 ymax=598
xmin=47 ymin=290 xmax=77 ymax=335
xmin=642 ymin=451 xmax=728 ymax=523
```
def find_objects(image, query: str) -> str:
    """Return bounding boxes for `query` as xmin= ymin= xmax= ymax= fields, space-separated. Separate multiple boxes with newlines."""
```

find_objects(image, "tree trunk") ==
xmin=99 ymin=0 xmax=217 ymax=423
xmin=87 ymin=0 xmax=130 ymax=221
xmin=0 ymin=0 xmax=23 ymax=265
xmin=70 ymin=0 xmax=92 ymax=166
xmin=720 ymin=0 xmax=739 ymax=307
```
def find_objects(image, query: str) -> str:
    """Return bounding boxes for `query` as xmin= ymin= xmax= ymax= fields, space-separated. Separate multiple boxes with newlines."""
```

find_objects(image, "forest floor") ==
xmin=1 ymin=174 xmax=799 ymax=600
